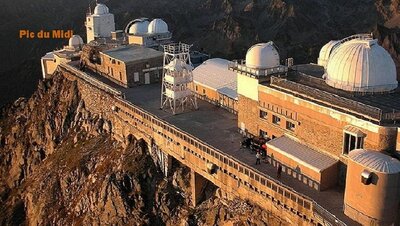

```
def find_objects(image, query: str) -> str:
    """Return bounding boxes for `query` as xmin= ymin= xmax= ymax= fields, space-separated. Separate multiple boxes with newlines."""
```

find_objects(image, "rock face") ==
xmin=0 ymin=73 xmax=284 ymax=225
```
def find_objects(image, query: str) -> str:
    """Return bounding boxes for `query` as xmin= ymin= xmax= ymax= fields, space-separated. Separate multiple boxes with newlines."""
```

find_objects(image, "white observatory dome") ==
xmin=128 ymin=19 xmax=149 ymax=35
xmin=94 ymin=3 xmax=109 ymax=15
xmin=148 ymin=19 xmax=169 ymax=34
xmin=68 ymin=35 xmax=84 ymax=49
xmin=245 ymin=42 xmax=280 ymax=69
xmin=325 ymin=39 xmax=398 ymax=93
xmin=318 ymin=40 xmax=339 ymax=68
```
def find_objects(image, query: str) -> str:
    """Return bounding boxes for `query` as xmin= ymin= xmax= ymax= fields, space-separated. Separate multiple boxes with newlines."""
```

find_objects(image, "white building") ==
xmin=85 ymin=3 xmax=116 ymax=43
xmin=126 ymin=18 xmax=172 ymax=48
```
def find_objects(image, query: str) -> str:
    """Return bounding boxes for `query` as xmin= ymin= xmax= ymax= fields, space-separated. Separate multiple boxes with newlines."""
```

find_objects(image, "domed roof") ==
xmin=325 ymin=39 xmax=398 ymax=93
xmin=68 ymin=35 xmax=84 ymax=48
xmin=349 ymin=149 xmax=400 ymax=174
xmin=148 ymin=19 xmax=168 ymax=34
xmin=317 ymin=40 xmax=339 ymax=68
xmin=128 ymin=19 xmax=149 ymax=35
xmin=94 ymin=3 xmax=109 ymax=15
xmin=245 ymin=42 xmax=280 ymax=69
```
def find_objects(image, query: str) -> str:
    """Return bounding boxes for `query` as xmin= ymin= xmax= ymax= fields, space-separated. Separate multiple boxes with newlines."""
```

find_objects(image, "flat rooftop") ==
xmin=267 ymin=64 xmax=400 ymax=124
xmin=78 ymin=65 xmax=357 ymax=225
xmin=267 ymin=136 xmax=338 ymax=172
xmin=102 ymin=45 xmax=163 ymax=63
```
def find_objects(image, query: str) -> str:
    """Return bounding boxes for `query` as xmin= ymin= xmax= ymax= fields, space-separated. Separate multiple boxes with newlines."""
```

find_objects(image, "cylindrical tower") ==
xmin=344 ymin=149 xmax=400 ymax=225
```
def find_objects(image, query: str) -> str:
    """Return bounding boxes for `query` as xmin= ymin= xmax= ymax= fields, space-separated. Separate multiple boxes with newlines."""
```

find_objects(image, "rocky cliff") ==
xmin=0 ymin=72 xmax=284 ymax=225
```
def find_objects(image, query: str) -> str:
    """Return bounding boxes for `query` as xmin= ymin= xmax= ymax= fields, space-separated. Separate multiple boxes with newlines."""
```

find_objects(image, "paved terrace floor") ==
xmin=81 ymin=67 xmax=358 ymax=225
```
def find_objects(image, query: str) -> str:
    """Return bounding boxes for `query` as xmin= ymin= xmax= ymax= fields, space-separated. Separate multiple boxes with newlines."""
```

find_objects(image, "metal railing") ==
xmin=228 ymin=61 xmax=288 ymax=78
xmin=270 ymin=76 xmax=383 ymax=123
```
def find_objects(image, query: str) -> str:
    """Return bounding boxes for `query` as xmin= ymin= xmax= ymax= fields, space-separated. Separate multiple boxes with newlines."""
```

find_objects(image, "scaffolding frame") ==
xmin=160 ymin=43 xmax=198 ymax=115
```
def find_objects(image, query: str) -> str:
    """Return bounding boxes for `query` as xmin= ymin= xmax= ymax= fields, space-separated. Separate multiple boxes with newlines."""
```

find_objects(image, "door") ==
xmin=144 ymin=73 xmax=150 ymax=84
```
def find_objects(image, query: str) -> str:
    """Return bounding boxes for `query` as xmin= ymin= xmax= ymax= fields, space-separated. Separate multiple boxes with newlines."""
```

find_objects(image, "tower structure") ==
xmin=85 ymin=3 xmax=115 ymax=43
xmin=160 ymin=43 xmax=198 ymax=115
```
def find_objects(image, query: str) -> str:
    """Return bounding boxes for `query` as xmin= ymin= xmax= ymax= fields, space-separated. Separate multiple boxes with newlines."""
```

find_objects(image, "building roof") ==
xmin=325 ymin=39 xmax=398 ymax=93
xmin=102 ymin=45 xmax=163 ymax=63
xmin=349 ymin=149 xmax=400 ymax=174
xmin=245 ymin=42 xmax=280 ymax=69
xmin=193 ymin=58 xmax=238 ymax=99
xmin=266 ymin=136 xmax=338 ymax=172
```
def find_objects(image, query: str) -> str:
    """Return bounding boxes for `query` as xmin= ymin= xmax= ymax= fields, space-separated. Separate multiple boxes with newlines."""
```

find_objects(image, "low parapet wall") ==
xmin=58 ymin=63 xmax=347 ymax=226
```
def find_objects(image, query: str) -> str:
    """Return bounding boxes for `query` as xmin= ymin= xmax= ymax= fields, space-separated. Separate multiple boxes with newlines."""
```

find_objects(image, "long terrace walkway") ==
xmin=81 ymin=66 xmax=357 ymax=225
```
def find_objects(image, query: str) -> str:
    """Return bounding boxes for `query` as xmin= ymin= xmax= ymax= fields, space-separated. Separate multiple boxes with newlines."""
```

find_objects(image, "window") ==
xmin=259 ymin=129 xmax=267 ymax=138
xmin=119 ymin=72 xmax=122 ymax=80
xmin=202 ymin=89 xmax=206 ymax=94
xmin=343 ymin=132 xmax=364 ymax=154
xmin=195 ymin=85 xmax=198 ymax=91
xmin=117 ymin=61 xmax=120 ymax=65
xmin=259 ymin=110 xmax=268 ymax=119
xmin=286 ymin=121 xmax=295 ymax=131
xmin=134 ymin=72 xmax=139 ymax=82
xmin=272 ymin=115 xmax=281 ymax=125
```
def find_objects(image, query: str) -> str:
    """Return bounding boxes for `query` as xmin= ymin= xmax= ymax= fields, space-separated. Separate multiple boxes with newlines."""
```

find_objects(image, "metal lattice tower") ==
xmin=160 ymin=43 xmax=198 ymax=115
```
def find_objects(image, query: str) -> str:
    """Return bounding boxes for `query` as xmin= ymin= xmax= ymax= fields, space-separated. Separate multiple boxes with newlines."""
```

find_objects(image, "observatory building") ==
xmin=126 ymin=18 xmax=172 ymax=48
xmin=41 ymin=35 xmax=84 ymax=79
xmin=85 ymin=3 xmax=116 ymax=43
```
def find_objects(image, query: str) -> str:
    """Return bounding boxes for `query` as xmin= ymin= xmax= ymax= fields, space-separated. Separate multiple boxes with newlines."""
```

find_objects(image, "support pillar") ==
xmin=191 ymin=169 xmax=207 ymax=207
xmin=149 ymin=142 xmax=172 ymax=177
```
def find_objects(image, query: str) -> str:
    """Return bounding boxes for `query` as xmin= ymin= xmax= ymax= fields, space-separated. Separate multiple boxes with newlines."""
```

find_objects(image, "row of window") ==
xmin=259 ymin=101 xmax=297 ymax=121
xmin=260 ymin=110 xmax=296 ymax=131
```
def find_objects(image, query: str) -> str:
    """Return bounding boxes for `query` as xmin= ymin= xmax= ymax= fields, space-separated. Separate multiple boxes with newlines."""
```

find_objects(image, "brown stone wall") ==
xmin=237 ymin=95 xmax=259 ymax=136
xmin=256 ymin=87 xmax=392 ymax=158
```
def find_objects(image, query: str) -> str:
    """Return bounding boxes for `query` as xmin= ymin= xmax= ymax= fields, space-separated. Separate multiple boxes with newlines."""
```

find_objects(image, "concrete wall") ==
xmin=237 ymin=74 xmax=259 ymax=101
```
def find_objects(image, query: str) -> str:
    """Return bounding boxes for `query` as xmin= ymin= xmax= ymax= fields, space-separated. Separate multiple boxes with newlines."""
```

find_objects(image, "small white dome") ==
xmin=325 ymin=39 xmax=398 ymax=93
xmin=317 ymin=40 xmax=339 ymax=68
xmin=245 ymin=42 xmax=280 ymax=69
xmin=94 ymin=3 xmax=109 ymax=15
xmin=68 ymin=35 xmax=84 ymax=48
xmin=148 ymin=19 xmax=168 ymax=34
xmin=128 ymin=19 xmax=149 ymax=35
